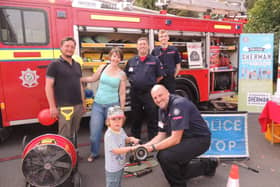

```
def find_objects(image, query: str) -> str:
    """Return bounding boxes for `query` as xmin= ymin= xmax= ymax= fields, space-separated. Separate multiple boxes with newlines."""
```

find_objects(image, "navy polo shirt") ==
xmin=125 ymin=55 xmax=163 ymax=91
xmin=158 ymin=94 xmax=211 ymax=138
xmin=151 ymin=45 xmax=181 ymax=77
xmin=46 ymin=57 xmax=82 ymax=107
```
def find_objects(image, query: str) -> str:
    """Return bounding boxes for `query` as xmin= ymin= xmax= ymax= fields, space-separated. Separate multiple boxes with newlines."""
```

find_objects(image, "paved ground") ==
xmin=0 ymin=113 xmax=280 ymax=187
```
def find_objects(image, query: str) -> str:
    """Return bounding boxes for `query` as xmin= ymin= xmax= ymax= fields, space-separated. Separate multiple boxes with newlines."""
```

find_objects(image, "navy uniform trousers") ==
xmin=129 ymin=88 xmax=158 ymax=140
xmin=157 ymin=135 xmax=211 ymax=187
xmin=160 ymin=75 xmax=176 ymax=94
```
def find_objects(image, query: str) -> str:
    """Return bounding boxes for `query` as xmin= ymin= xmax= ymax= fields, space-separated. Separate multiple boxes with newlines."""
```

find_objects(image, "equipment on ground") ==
xmin=124 ymin=158 xmax=158 ymax=178
xmin=226 ymin=164 xmax=240 ymax=187
xmin=125 ymin=145 xmax=157 ymax=177
xmin=130 ymin=146 xmax=149 ymax=162
xmin=22 ymin=134 xmax=81 ymax=187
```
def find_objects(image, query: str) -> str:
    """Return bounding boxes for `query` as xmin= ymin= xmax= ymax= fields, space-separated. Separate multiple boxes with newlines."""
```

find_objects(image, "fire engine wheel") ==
xmin=0 ymin=127 xmax=12 ymax=144
xmin=175 ymin=86 xmax=197 ymax=104
xmin=176 ymin=78 xmax=199 ymax=104
xmin=22 ymin=144 xmax=73 ymax=187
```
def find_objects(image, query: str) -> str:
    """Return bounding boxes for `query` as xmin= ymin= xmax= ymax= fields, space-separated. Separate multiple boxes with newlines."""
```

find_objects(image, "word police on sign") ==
xmin=201 ymin=112 xmax=249 ymax=158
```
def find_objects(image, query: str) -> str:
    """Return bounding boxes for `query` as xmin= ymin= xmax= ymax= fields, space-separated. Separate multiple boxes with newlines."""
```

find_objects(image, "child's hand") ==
xmin=129 ymin=137 xmax=140 ymax=145
xmin=131 ymin=144 xmax=141 ymax=152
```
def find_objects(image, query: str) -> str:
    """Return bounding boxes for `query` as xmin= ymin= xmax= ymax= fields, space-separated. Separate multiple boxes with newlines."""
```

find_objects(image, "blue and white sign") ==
xmin=238 ymin=33 xmax=274 ymax=112
xmin=201 ymin=112 xmax=249 ymax=158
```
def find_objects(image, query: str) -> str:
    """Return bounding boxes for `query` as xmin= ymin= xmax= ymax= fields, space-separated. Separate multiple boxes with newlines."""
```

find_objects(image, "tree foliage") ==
xmin=134 ymin=0 xmax=196 ymax=17
xmin=245 ymin=0 xmax=280 ymax=33
xmin=134 ymin=0 xmax=159 ymax=10
xmin=244 ymin=0 xmax=280 ymax=72
xmin=245 ymin=0 xmax=257 ymax=9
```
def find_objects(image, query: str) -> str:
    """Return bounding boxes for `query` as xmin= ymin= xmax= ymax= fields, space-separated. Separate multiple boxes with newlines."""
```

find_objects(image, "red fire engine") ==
xmin=0 ymin=0 xmax=244 ymax=141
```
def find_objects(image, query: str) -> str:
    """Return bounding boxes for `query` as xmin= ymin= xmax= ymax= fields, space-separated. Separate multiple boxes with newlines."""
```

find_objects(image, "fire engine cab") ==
xmin=0 ymin=0 xmax=245 ymax=141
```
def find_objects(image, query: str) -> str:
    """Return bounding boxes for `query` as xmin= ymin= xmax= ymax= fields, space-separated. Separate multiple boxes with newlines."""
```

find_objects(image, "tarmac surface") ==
xmin=0 ymin=113 xmax=280 ymax=187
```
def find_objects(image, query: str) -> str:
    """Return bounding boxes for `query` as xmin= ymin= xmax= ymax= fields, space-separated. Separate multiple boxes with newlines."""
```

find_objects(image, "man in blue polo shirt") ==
xmin=145 ymin=84 xmax=219 ymax=187
xmin=125 ymin=37 xmax=163 ymax=140
xmin=151 ymin=30 xmax=181 ymax=93
xmin=45 ymin=37 xmax=84 ymax=141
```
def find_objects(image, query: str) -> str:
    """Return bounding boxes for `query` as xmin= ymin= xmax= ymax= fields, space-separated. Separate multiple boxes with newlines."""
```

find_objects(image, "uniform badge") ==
xmin=158 ymin=121 xmax=164 ymax=128
xmin=173 ymin=108 xmax=180 ymax=116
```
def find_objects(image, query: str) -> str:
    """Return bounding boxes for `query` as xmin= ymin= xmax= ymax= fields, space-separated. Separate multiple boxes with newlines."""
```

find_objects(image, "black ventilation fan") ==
xmin=22 ymin=144 xmax=72 ymax=187
xmin=21 ymin=134 xmax=79 ymax=187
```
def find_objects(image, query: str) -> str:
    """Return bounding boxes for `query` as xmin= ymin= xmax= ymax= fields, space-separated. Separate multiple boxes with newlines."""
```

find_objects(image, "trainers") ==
xmin=87 ymin=154 xmax=99 ymax=163
xmin=204 ymin=158 xmax=220 ymax=177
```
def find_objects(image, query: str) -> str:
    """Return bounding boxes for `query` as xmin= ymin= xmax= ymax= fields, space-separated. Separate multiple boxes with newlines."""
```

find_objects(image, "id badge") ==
xmin=158 ymin=121 xmax=164 ymax=128
xmin=128 ymin=67 xmax=134 ymax=72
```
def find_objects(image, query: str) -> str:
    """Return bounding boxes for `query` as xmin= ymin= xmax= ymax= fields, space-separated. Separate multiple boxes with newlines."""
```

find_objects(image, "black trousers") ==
xmin=157 ymin=136 xmax=211 ymax=187
xmin=129 ymin=88 xmax=158 ymax=140
xmin=160 ymin=75 xmax=176 ymax=94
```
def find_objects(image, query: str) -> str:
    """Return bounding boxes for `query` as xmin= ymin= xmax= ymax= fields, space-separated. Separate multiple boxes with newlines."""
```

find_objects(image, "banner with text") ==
xmin=201 ymin=112 xmax=249 ymax=158
xmin=238 ymin=33 xmax=274 ymax=112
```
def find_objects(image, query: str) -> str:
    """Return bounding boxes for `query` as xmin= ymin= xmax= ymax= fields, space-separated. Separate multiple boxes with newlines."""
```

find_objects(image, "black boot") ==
xmin=204 ymin=158 xmax=220 ymax=177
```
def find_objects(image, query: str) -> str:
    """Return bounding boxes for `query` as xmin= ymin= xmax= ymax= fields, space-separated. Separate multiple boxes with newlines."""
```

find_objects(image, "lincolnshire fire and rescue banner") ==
xmin=201 ymin=112 xmax=249 ymax=158
xmin=238 ymin=33 xmax=274 ymax=112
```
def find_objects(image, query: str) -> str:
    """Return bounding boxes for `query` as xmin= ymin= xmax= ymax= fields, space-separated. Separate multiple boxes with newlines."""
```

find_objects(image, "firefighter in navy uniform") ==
xmin=125 ymin=37 xmax=163 ymax=140
xmin=151 ymin=30 xmax=181 ymax=94
xmin=145 ymin=84 xmax=219 ymax=187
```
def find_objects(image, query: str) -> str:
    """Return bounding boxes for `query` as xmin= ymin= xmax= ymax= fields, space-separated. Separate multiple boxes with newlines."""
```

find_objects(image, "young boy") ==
xmin=104 ymin=106 xmax=139 ymax=187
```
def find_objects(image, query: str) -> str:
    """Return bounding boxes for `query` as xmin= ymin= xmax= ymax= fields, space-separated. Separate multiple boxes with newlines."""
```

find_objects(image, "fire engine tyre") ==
xmin=175 ymin=79 xmax=199 ymax=104
xmin=0 ymin=127 xmax=12 ymax=144
xmin=22 ymin=134 xmax=77 ymax=187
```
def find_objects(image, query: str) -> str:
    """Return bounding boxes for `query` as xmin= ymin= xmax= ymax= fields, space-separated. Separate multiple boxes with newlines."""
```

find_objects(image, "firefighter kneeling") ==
xmin=144 ymin=85 xmax=219 ymax=187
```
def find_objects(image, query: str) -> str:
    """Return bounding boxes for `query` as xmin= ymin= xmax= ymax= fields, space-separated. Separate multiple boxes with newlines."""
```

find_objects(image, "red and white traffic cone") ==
xmin=226 ymin=164 xmax=239 ymax=187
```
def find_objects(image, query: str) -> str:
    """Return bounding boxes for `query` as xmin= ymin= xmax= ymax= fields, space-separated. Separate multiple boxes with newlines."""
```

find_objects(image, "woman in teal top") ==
xmin=81 ymin=47 xmax=127 ymax=162
xmin=94 ymin=72 xmax=121 ymax=104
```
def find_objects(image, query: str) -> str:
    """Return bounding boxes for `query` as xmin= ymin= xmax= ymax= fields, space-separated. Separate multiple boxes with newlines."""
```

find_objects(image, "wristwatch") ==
xmin=151 ymin=144 xmax=157 ymax=152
